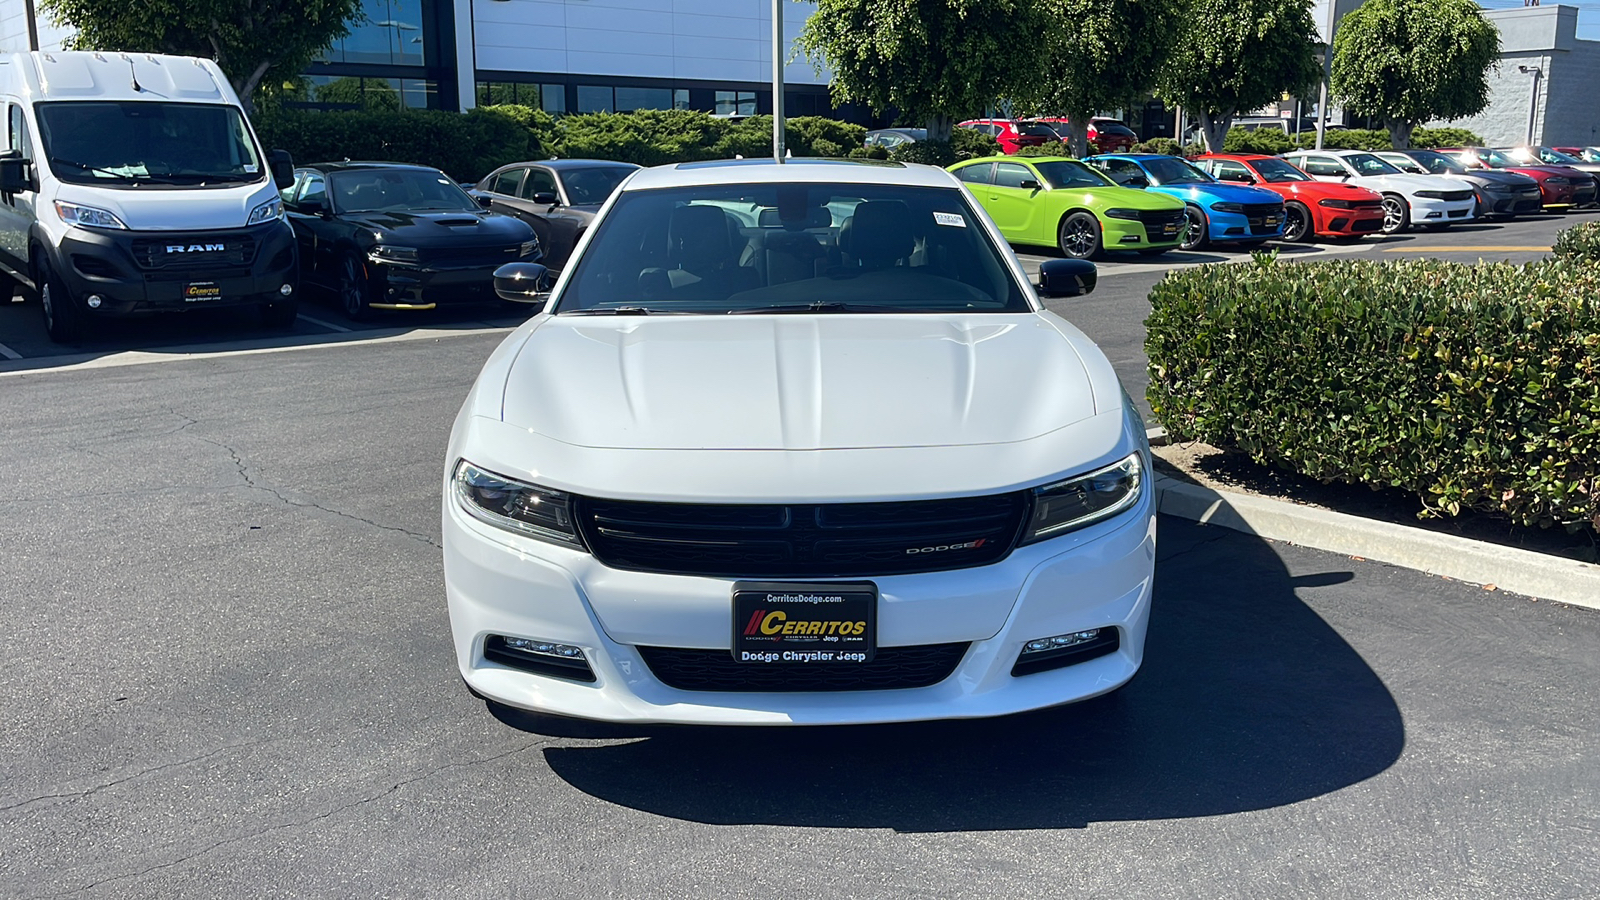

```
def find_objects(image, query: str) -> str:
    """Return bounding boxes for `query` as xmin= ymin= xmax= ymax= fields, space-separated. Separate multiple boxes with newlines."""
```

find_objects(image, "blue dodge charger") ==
xmin=1085 ymin=154 xmax=1287 ymax=250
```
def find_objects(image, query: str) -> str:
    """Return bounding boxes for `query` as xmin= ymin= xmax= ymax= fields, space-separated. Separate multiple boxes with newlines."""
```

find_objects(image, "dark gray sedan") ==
xmin=473 ymin=159 xmax=640 ymax=272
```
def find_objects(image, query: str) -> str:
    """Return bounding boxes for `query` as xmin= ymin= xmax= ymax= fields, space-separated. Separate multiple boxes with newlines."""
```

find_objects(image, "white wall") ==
xmin=470 ymin=0 xmax=824 ymax=84
xmin=0 ymin=0 xmax=70 ymax=53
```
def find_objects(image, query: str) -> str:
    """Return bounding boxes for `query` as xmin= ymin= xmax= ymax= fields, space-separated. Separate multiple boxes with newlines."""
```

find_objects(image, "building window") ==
xmin=542 ymin=83 xmax=566 ymax=115
xmin=715 ymin=91 xmax=757 ymax=117
xmin=577 ymin=85 xmax=614 ymax=113
xmin=615 ymin=86 xmax=673 ymax=111
xmin=321 ymin=0 xmax=428 ymax=66
xmin=674 ymin=89 xmax=690 ymax=110
xmin=476 ymin=82 xmax=566 ymax=114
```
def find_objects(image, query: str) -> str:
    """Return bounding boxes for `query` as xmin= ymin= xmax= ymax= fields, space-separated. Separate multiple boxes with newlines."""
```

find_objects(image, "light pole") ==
xmin=1518 ymin=64 xmax=1543 ymax=146
xmin=1315 ymin=0 xmax=1337 ymax=150
xmin=773 ymin=0 xmax=786 ymax=162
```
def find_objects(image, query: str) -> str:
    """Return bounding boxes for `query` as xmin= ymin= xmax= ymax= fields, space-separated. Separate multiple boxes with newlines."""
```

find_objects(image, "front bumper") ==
xmin=56 ymin=221 xmax=297 ymax=316
xmin=1101 ymin=217 xmax=1182 ymax=249
xmin=369 ymin=257 xmax=532 ymax=308
xmin=1407 ymin=196 xmax=1476 ymax=224
xmin=1478 ymin=188 xmax=1543 ymax=216
xmin=1205 ymin=208 xmax=1285 ymax=243
xmin=443 ymin=475 xmax=1156 ymax=726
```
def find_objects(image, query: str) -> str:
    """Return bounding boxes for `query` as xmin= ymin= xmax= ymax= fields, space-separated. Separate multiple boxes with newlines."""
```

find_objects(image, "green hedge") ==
xmin=1553 ymin=221 xmax=1600 ymax=263
xmin=1212 ymin=126 xmax=1488 ymax=156
xmin=888 ymin=128 xmax=1001 ymax=166
xmin=1131 ymin=138 xmax=1184 ymax=156
xmin=1146 ymin=255 xmax=1600 ymax=531
xmin=254 ymin=107 xmax=532 ymax=183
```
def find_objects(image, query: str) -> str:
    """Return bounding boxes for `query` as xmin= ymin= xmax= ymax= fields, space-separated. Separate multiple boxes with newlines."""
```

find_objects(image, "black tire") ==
xmin=1282 ymin=201 xmax=1313 ymax=243
xmin=38 ymin=257 xmax=86 ymax=344
xmin=338 ymin=253 xmax=373 ymax=321
xmin=1057 ymin=211 xmax=1103 ymax=260
xmin=1380 ymin=193 xmax=1410 ymax=234
xmin=257 ymin=297 xmax=298 ymax=329
xmin=1179 ymin=205 xmax=1207 ymax=251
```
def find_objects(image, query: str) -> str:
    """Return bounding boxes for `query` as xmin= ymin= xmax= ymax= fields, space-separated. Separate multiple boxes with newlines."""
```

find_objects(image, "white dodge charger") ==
xmin=442 ymin=158 xmax=1155 ymax=725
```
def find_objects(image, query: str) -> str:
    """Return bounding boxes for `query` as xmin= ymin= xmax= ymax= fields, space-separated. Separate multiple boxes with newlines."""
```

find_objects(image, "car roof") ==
xmin=1086 ymin=154 xmax=1174 ymax=161
xmin=527 ymin=158 xmax=641 ymax=171
xmin=303 ymin=161 xmax=445 ymax=173
xmin=622 ymin=158 xmax=960 ymax=191
xmin=955 ymin=155 xmax=1083 ymax=164
xmin=1194 ymin=153 xmax=1275 ymax=161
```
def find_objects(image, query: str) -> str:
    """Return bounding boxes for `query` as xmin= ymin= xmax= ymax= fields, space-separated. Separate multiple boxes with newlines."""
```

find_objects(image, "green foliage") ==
xmin=311 ymin=76 xmax=398 ymax=111
xmin=1553 ymin=222 xmax=1600 ymax=264
xmin=1224 ymin=128 xmax=1296 ymax=154
xmin=849 ymin=145 xmax=892 ymax=159
xmin=1145 ymin=256 xmax=1600 ymax=531
xmin=40 ymin=0 xmax=364 ymax=112
xmin=1132 ymin=138 xmax=1185 ymax=156
xmin=253 ymin=107 xmax=531 ymax=183
xmin=1014 ymin=144 xmax=1069 ymax=158
xmin=478 ymin=104 xmax=560 ymax=160
xmin=1332 ymin=0 xmax=1500 ymax=149
xmin=1038 ymin=0 xmax=1177 ymax=156
xmin=1156 ymin=0 xmax=1321 ymax=151
xmin=1412 ymin=126 xmax=1487 ymax=150
xmin=796 ymin=0 xmax=1050 ymax=135
xmin=557 ymin=109 xmax=729 ymax=166
xmin=951 ymin=126 xmax=1003 ymax=159
xmin=889 ymin=142 xmax=959 ymax=166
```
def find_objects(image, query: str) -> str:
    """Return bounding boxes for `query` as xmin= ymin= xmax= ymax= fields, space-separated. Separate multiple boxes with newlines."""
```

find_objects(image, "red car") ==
xmin=1026 ymin=117 xmax=1138 ymax=153
xmin=1437 ymin=147 xmax=1598 ymax=210
xmin=956 ymin=119 xmax=1061 ymax=154
xmin=1191 ymin=153 xmax=1386 ymax=242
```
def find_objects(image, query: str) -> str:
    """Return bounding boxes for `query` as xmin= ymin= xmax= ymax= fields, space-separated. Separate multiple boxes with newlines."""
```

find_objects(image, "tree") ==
xmin=796 ymin=0 xmax=1051 ymax=142
xmin=1331 ymin=0 xmax=1499 ymax=150
xmin=1037 ymin=0 xmax=1178 ymax=157
xmin=39 ymin=0 xmax=365 ymax=113
xmin=1157 ymin=0 xmax=1321 ymax=153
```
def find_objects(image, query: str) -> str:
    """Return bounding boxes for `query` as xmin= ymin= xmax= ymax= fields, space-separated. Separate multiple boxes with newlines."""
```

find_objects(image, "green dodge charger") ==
xmin=949 ymin=155 xmax=1188 ymax=259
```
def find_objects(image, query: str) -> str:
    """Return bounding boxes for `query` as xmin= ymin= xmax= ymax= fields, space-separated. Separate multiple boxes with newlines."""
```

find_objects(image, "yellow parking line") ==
xmin=1382 ymin=245 xmax=1551 ymax=252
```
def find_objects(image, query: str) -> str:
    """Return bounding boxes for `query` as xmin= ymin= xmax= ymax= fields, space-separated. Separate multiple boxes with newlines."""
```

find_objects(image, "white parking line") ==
xmin=0 ymin=341 xmax=21 ymax=360
xmin=296 ymin=314 xmax=353 ymax=333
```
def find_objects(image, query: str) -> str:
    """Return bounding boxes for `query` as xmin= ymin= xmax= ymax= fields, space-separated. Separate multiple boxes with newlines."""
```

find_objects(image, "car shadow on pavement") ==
xmin=499 ymin=516 xmax=1405 ymax=832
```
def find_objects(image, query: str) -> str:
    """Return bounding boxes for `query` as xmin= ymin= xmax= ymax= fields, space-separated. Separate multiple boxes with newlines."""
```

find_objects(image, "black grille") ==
xmin=1242 ymin=203 xmax=1282 ymax=218
xmin=1136 ymin=209 xmax=1185 ymax=234
xmin=1351 ymin=200 xmax=1383 ymax=211
xmin=638 ymin=643 xmax=969 ymax=692
xmin=421 ymin=244 xmax=524 ymax=267
xmin=1437 ymin=190 xmax=1473 ymax=202
xmin=575 ymin=492 xmax=1029 ymax=578
xmin=1243 ymin=202 xmax=1285 ymax=234
xmin=131 ymin=236 xmax=257 ymax=270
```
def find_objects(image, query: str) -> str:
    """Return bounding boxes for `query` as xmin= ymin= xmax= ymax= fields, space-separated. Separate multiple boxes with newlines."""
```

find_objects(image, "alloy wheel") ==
xmin=1283 ymin=205 xmax=1309 ymax=242
xmin=1180 ymin=207 xmax=1206 ymax=251
xmin=1380 ymin=196 xmax=1407 ymax=233
xmin=1061 ymin=218 xmax=1098 ymax=259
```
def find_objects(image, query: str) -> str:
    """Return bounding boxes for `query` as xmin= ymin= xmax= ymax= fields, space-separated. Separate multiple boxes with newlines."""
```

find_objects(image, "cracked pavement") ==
xmin=2 ymin=331 xmax=1598 ymax=899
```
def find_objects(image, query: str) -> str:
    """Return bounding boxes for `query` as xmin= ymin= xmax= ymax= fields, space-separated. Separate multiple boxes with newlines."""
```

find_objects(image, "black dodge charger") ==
xmin=281 ymin=162 xmax=540 ymax=319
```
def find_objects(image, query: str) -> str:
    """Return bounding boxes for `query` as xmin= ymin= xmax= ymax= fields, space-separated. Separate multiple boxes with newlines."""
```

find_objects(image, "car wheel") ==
xmin=1380 ymin=194 xmax=1410 ymax=233
xmin=339 ymin=253 xmax=373 ymax=321
xmin=1282 ymin=202 xmax=1312 ymax=243
xmin=1057 ymin=211 xmax=1103 ymax=260
xmin=257 ymin=297 xmax=298 ymax=329
xmin=1179 ymin=205 xmax=1207 ymax=251
xmin=38 ymin=257 xmax=85 ymax=344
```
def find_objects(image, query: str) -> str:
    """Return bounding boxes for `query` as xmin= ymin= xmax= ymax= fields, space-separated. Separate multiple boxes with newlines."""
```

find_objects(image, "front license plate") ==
xmin=184 ymin=282 xmax=221 ymax=302
xmin=732 ymin=581 xmax=876 ymax=664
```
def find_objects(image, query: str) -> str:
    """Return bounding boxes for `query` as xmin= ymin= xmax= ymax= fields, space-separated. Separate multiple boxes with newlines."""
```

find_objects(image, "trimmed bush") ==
xmin=1146 ymin=255 xmax=1600 ymax=531
xmin=1132 ymin=138 xmax=1184 ymax=156
xmin=254 ymin=107 xmax=530 ymax=183
xmin=1412 ymin=126 xmax=1486 ymax=149
xmin=1224 ymin=127 xmax=1296 ymax=154
xmin=889 ymin=128 xmax=1001 ymax=166
xmin=1553 ymin=221 xmax=1600 ymax=263
xmin=1013 ymin=144 xmax=1067 ymax=157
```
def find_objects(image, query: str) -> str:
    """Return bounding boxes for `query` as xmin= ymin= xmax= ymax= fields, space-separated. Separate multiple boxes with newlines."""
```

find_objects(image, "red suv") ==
xmin=1027 ymin=117 xmax=1138 ymax=153
xmin=956 ymin=119 xmax=1060 ymax=154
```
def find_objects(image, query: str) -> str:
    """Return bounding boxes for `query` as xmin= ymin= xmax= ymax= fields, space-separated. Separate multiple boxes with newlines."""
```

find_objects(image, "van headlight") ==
xmin=453 ymin=461 xmax=584 ymax=548
xmin=246 ymin=198 xmax=282 ymax=225
xmin=1020 ymin=454 xmax=1143 ymax=544
xmin=54 ymin=201 xmax=127 ymax=230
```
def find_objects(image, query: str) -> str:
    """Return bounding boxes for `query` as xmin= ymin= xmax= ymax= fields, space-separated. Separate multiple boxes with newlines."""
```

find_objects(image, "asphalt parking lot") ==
xmin=2 ymin=212 xmax=1597 ymax=897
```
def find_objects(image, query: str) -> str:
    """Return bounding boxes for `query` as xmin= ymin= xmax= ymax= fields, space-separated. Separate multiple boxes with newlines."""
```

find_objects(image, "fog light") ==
xmin=1023 ymin=630 xmax=1101 ymax=654
xmin=483 ymin=634 xmax=596 ymax=683
xmin=87 ymin=294 xmax=103 ymax=308
xmin=503 ymin=637 xmax=585 ymax=659
xmin=279 ymin=284 xmax=293 ymax=296
xmin=1012 ymin=627 xmax=1119 ymax=677
xmin=1425 ymin=211 xmax=1442 ymax=219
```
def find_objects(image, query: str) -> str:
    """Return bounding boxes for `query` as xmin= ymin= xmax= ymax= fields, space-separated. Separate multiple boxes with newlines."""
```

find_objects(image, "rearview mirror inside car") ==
xmin=494 ymin=262 xmax=552 ymax=310
xmin=1036 ymin=258 xmax=1097 ymax=298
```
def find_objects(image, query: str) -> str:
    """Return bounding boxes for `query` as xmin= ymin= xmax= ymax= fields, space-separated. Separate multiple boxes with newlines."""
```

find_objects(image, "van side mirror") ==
xmin=494 ymin=262 xmax=551 ymax=311
xmin=269 ymin=149 xmax=295 ymax=190
xmin=0 ymin=150 xmax=30 ymax=195
xmin=1037 ymin=258 xmax=1097 ymax=298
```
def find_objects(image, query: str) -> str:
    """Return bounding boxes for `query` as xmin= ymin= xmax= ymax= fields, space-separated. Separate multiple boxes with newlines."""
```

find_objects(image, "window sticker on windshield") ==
xmin=933 ymin=211 xmax=966 ymax=228
xmin=243 ymin=164 xmax=258 ymax=173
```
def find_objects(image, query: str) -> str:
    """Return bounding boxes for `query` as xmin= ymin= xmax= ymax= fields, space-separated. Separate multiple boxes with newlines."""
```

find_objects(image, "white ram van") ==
xmin=0 ymin=51 xmax=298 ymax=342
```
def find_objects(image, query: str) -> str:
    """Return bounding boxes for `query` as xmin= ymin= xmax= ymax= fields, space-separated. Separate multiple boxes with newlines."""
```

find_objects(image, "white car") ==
xmin=442 ymin=159 xmax=1156 ymax=726
xmin=1281 ymin=150 xmax=1476 ymax=233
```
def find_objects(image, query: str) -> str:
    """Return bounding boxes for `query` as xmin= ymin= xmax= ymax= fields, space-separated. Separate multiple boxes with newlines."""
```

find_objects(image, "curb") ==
xmin=1153 ymin=474 xmax=1600 ymax=612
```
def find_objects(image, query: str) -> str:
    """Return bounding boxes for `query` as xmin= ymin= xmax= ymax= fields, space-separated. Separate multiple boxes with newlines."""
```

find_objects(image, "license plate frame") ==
xmin=184 ymin=282 xmax=222 ymax=303
xmin=731 ymin=581 xmax=876 ymax=665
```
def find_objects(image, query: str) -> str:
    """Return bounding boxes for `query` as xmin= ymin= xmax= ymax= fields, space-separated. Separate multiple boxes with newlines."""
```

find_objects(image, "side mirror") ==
xmin=1125 ymin=176 xmax=1150 ymax=189
xmin=474 ymin=192 xmax=494 ymax=210
xmin=531 ymin=191 xmax=558 ymax=205
xmin=1037 ymin=258 xmax=1097 ymax=298
xmin=494 ymin=262 xmax=551 ymax=310
xmin=269 ymin=149 xmax=295 ymax=190
xmin=1019 ymin=179 xmax=1043 ymax=191
xmin=299 ymin=196 xmax=330 ymax=217
xmin=0 ymin=149 xmax=28 ymax=195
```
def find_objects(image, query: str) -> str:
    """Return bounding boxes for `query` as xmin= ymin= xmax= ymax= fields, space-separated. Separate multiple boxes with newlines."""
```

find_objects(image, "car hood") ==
xmin=1152 ymin=182 xmax=1281 ymax=205
xmin=500 ymin=313 xmax=1100 ymax=450
xmin=57 ymin=181 xmax=279 ymax=231
xmin=1054 ymin=185 xmax=1184 ymax=210
xmin=1350 ymin=172 xmax=1473 ymax=194
xmin=346 ymin=209 xmax=531 ymax=245
xmin=1471 ymin=170 xmax=1539 ymax=187
xmin=1258 ymin=180 xmax=1382 ymax=202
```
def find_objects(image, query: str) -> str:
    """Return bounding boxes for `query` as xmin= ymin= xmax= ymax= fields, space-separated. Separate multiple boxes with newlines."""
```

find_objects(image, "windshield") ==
xmin=556 ymin=182 xmax=1029 ymax=315
xmin=37 ymin=101 xmax=263 ymax=186
xmin=1344 ymin=153 xmax=1401 ymax=176
xmin=1141 ymin=157 xmax=1212 ymax=185
xmin=1535 ymin=147 xmax=1582 ymax=164
xmin=1251 ymin=157 xmax=1311 ymax=183
xmin=1476 ymin=148 xmax=1520 ymax=168
xmin=1582 ymin=148 xmax=1600 ymax=162
xmin=1401 ymin=151 xmax=1466 ymax=175
xmin=1019 ymin=123 xmax=1061 ymax=139
xmin=329 ymin=168 xmax=479 ymax=213
xmin=562 ymin=166 xmax=636 ymax=205
xmin=1034 ymin=161 xmax=1115 ymax=189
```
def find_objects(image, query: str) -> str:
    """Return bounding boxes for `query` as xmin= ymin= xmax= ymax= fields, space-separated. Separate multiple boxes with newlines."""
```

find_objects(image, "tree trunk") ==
xmin=1198 ymin=111 xmax=1234 ymax=154
xmin=232 ymin=59 xmax=273 ymax=117
xmin=1064 ymin=115 xmax=1091 ymax=160
xmin=1387 ymin=120 xmax=1415 ymax=150
xmin=926 ymin=114 xmax=953 ymax=144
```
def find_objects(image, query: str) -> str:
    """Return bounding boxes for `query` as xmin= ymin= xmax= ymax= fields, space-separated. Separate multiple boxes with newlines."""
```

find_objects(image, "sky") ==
xmin=1477 ymin=0 xmax=1600 ymax=41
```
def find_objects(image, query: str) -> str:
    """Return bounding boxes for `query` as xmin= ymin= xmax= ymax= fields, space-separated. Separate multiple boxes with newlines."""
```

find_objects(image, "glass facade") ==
xmin=304 ymin=0 xmax=455 ymax=110
xmin=715 ymin=91 xmax=757 ymax=117
xmin=320 ymin=0 xmax=428 ymax=66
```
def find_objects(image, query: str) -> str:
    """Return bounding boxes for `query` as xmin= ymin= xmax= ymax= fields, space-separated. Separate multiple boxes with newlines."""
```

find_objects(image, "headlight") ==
xmin=1546 ymin=177 xmax=1569 ymax=185
xmin=1480 ymin=182 xmax=1512 ymax=194
xmin=1103 ymin=207 xmax=1143 ymax=220
xmin=1020 ymin=453 xmax=1143 ymax=544
xmin=453 ymin=460 xmax=584 ymax=548
xmin=246 ymin=198 xmax=282 ymax=225
xmin=1318 ymin=198 xmax=1354 ymax=209
xmin=54 ymin=201 xmax=126 ymax=230
xmin=369 ymin=244 xmax=420 ymax=264
xmin=519 ymin=239 xmax=539 ymax=258
xmin=1210 ymin=201 xmax=1244 ymax=213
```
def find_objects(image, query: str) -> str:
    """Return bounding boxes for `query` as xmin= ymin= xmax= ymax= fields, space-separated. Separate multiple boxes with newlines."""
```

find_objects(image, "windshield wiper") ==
xmin=565 ymin=306 xmax=665 ymax=316
xmin=727 ymin=302 xmax=905 ymax=314
xmin=51 ymin=157 xmax=140 ymax=179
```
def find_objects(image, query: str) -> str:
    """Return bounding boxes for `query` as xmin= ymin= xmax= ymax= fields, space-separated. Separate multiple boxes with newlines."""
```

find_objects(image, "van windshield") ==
xmin=37 ymin=101 xmax=264 ymax=186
